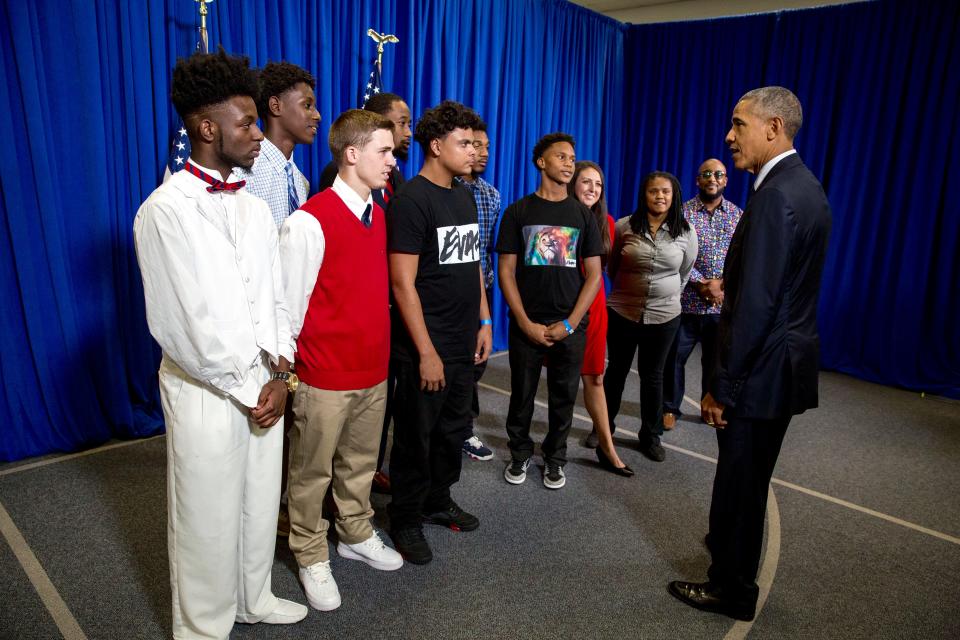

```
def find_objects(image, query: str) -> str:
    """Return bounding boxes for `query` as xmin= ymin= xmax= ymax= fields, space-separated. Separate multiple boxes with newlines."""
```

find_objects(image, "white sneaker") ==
xmin=299 ymin=561 xmax=341 ymax=611
xmin=337 ymin=531 xmax=404 ymax=571
xmin=260 ymin=598 xmax=308 ymax=625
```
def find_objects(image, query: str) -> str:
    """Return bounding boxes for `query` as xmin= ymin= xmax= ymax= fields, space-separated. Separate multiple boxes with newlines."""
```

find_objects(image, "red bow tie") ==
xmin=185 ymin=162 xmax=246 ymax=193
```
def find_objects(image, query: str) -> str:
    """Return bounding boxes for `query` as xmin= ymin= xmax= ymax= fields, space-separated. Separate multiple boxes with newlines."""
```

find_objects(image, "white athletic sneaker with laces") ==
xmin=337 ymin=531 xmax=404 ymax=571
xmin=299 ymin=560 xmax=341 ymax=611
xmin=260 ymin=598 xmax=308 ymax=624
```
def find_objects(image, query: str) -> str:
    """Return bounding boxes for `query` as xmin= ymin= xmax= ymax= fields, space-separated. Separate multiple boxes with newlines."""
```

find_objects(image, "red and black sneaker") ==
xmin=422 ymin=501 xmax=479 ymax=532
xmin=390 ymin=526 xmax=432 ymax=565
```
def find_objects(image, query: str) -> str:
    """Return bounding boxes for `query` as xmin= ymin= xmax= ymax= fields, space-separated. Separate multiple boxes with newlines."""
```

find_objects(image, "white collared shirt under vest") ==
xmin=133 ymin=160 xmax=295 ymax=639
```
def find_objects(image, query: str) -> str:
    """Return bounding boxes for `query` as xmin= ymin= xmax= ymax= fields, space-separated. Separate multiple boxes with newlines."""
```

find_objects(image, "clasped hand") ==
xmin=250 ymin=380 xmax=287 ymax=428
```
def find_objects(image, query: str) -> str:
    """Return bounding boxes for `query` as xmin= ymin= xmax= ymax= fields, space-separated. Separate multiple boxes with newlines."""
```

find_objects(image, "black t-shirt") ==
xmin=495 ymin=194 xmax=604 ymax=326
xmin=388 ymin=175 xmax=481 ymax=363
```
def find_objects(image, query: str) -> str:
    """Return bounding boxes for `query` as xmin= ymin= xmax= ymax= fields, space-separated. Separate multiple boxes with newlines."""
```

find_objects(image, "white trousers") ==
xmin=159 ymin=356 xmax=282 ymax=640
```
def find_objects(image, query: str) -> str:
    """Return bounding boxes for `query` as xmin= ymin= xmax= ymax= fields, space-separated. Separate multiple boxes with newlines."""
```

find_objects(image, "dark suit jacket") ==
xmin=318 ymin=161 xmax=404 ymax=210
xmin=712 ymin=153 xmax=832 ymax=419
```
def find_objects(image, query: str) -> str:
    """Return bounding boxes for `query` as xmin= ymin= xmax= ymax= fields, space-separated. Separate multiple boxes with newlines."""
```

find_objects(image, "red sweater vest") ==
xmin=295 ymin=189 xmax=389 ymax=390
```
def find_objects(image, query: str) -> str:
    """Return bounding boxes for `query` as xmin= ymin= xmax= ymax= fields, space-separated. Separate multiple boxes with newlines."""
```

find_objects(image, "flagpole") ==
xmin=196 ymin=0 xmax=213 ymax=54
xmin=366 ymin=29 xmax=399 ymax=75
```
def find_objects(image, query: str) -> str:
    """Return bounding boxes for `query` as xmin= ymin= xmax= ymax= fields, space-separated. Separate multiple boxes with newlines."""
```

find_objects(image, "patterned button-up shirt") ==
xmin=680 ymin=196 xmax=743 ymax=315
xmin=234 ymin=138 xmax=309 ymax=229
xmin=455 ymin=175 xmax=501 ymax=289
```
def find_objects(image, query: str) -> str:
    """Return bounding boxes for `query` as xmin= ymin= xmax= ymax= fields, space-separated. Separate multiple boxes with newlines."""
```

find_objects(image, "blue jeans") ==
xmin=663 ymin=313 xmax=719 ymax=415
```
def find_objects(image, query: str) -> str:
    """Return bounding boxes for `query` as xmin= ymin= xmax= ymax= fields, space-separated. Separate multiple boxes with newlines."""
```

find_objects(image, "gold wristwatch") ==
xmin=271 ymin=371 xmax=300 ymax=393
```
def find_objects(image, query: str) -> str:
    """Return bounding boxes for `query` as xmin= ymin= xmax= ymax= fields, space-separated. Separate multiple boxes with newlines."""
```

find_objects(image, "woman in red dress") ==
xmin=569 ymin=162 xmax=633 ymax=477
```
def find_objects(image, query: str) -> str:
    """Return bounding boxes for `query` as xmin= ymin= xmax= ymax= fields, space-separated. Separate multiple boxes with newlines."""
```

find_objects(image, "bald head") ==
xmin=696 ymin=158 xmax=728 ymax=205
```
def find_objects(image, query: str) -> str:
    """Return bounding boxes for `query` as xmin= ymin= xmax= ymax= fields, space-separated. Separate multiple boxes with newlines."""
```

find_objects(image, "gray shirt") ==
xmin=607 ymin=217 xmax=698 ymax=324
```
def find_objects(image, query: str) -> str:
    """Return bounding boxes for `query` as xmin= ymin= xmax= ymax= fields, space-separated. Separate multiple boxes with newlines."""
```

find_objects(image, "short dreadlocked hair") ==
xmin=257 ymin=61 xmax=316 ymax=120
xmin=171 ymin=48 xmax=259 ymax=122
xmin=413 ymin=100 xmax=482 ymax=153
xmin=532 ymin=132 xmax=575 ymax=169
xmin=364 ymin=92 xmax=404 ymax=116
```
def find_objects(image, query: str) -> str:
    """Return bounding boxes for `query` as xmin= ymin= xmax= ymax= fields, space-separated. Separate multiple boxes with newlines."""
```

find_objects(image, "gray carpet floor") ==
xmin=1 ymin=350 xmax=958 ymax=639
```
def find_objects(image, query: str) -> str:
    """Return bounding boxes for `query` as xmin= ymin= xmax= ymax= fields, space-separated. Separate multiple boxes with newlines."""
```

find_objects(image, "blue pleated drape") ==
xmin=620 ymin=0 xmax=960 ymax=401
xmin=0 ymin=0 xmax=956 ymax=461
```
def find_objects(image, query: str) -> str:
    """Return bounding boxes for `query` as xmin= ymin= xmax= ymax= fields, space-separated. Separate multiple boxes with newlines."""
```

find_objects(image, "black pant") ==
xmin=469 ymin=286 xmax=494 ymax=433
xmin=470 ymin=358 xmax=487 ymax=426
xmin=505 ymin=318 xmax=586 ymax=466
xmin=387 ymin=357 xmax=473 ymax=530
xmin=603 ymin=309 xmax=680 ymax=442
xmin=663 ymin=313 xmax=720 ymax=414
xmin=707 ymin=414 xmax=791 ymax=604
xmin=376 ymin=364 xmax=396 ymax=471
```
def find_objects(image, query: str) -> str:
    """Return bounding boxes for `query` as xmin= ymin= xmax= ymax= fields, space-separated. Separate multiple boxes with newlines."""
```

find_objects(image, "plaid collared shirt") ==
xmin=234 ymin=138 xmax=309 ymax=229
xmin=455 ymin=175 xmax=501 ymax=289
xmin=680 ymin=195 xmax=743 ymax=315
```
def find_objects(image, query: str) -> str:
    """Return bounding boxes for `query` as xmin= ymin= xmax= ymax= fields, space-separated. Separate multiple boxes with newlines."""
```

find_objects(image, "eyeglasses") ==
xmin=698 ymin=170 xmax=727 ymax=180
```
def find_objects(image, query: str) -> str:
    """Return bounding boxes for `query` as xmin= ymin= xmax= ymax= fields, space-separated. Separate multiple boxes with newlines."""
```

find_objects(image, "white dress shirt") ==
xmin=279 ymin=175 xmax=373 ymax=354
xmin=134 ymin=160 xmax=294 ymax=408
xmin=754 ymin=149 xmax=797 ymax=190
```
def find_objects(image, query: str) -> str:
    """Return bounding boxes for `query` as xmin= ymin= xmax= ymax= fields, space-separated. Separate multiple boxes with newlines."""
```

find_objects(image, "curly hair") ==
xmin=256 ymin=61 xmax=315 ymax=120
xmin=413 ymin=100 xmax=482 ymax=152
xmin=171 ymin=48 xmax=259 ymax=121
xmin=629 ymin=171 xmax=690 ymax=240
xmin=364 ymin=92 xmax=404 ymax=116
xmin=532 ymin=132 xmax=575 ymax=169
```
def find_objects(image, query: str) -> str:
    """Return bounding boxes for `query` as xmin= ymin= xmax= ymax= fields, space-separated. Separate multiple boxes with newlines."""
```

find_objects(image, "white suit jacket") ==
xmin=134 ymin=163 xmax=294 ymax=408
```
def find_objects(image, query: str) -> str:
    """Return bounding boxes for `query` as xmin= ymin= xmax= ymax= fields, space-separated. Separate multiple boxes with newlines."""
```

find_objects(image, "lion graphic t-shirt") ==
xmin=387 ymin=175 xmax=481 ymax=363
xmin=496 ymin=194 xmax=603 ymax=327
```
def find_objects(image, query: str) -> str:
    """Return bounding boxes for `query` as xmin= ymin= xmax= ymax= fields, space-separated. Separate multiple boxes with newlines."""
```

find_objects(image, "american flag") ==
xmin=361 ymin=59 xmax=383 ymax=107
xmin=163 ymin=26 xmax=208 ymax=182
xmin=163 ymin=125 xmax=191 ymax=180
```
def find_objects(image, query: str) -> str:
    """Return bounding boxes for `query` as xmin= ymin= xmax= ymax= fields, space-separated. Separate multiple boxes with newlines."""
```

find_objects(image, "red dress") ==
xmin=582 ymin=214 xmax=615 ymax=375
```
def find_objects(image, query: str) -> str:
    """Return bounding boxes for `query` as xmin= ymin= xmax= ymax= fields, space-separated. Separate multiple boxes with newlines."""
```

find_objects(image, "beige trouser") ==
xmin=159 ymin=356 xmax=281 ymax=640
xmin=287 ymin=380 xmax=387 ymax=567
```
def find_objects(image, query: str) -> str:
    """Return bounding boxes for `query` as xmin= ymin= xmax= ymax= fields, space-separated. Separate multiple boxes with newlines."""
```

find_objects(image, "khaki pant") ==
xmin=287 ymin=380 xmax=387 ymax=567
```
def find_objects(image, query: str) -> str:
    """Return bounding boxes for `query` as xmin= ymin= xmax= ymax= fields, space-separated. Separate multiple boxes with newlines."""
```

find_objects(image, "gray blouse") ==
xmin=607 ymin=217 xmax=698 ymax=324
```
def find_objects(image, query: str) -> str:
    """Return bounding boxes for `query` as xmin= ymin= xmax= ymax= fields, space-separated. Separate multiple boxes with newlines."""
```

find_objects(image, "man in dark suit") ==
xmin=669 ymin=86 xmax=832 ymax=621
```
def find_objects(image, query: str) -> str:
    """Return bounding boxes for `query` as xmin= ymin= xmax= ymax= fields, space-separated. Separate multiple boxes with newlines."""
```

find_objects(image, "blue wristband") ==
xmin=480 ymin=319 xmax=492 ymax=327
xmin=562 ymin=319 xmax=574 ymax=335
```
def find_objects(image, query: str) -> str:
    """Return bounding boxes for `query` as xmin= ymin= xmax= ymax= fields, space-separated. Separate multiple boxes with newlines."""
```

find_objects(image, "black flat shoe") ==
xmin=596 ymin=448 xmax=634 ymax=477
xmin=667 ymin=581 xmax=755 ymax=621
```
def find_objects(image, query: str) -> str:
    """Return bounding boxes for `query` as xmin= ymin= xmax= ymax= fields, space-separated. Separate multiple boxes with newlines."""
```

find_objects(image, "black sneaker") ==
xmin=390 ymin=527 xmax=432 ymax=565
xmin=543 ymin=462 xmax=566 ymax=489
xmin=504 ymin=458 xmax=530 ymax=484
xmin=583 ymin=429 xmax=600 ymax=449
xmin=639 ymin=436 xmax=666 ymax=462
xmin=422 ymin=501 xmax=479 ymax=532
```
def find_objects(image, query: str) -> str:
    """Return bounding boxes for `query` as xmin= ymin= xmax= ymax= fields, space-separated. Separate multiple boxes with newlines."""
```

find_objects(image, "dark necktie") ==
xmin=184 ymin=162 xmax=245 ymax=193
xmin=361 ymin=204 xmax=372 ymax=228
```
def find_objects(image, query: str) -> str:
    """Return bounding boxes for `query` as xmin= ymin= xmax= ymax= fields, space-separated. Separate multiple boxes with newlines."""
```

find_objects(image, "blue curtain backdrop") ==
xmin=620 ymin=0 xmax=959 ymax=403
xmin=0 ymin=0 xmax=956 ymax=461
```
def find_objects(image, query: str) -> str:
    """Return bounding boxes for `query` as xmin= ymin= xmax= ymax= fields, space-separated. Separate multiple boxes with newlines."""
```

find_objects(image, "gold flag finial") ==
xmin=367 ymin=29 xmax=399 ymax=70
xmin=196 ymin=0 xmax=214 ymax=53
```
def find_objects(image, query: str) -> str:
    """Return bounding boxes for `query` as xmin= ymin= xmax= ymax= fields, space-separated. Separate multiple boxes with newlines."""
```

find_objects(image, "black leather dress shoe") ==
xmin=668 ymin=581 xmax=755 ymax=621
xmin=638 ymin=437 xmax=665 ymax=462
